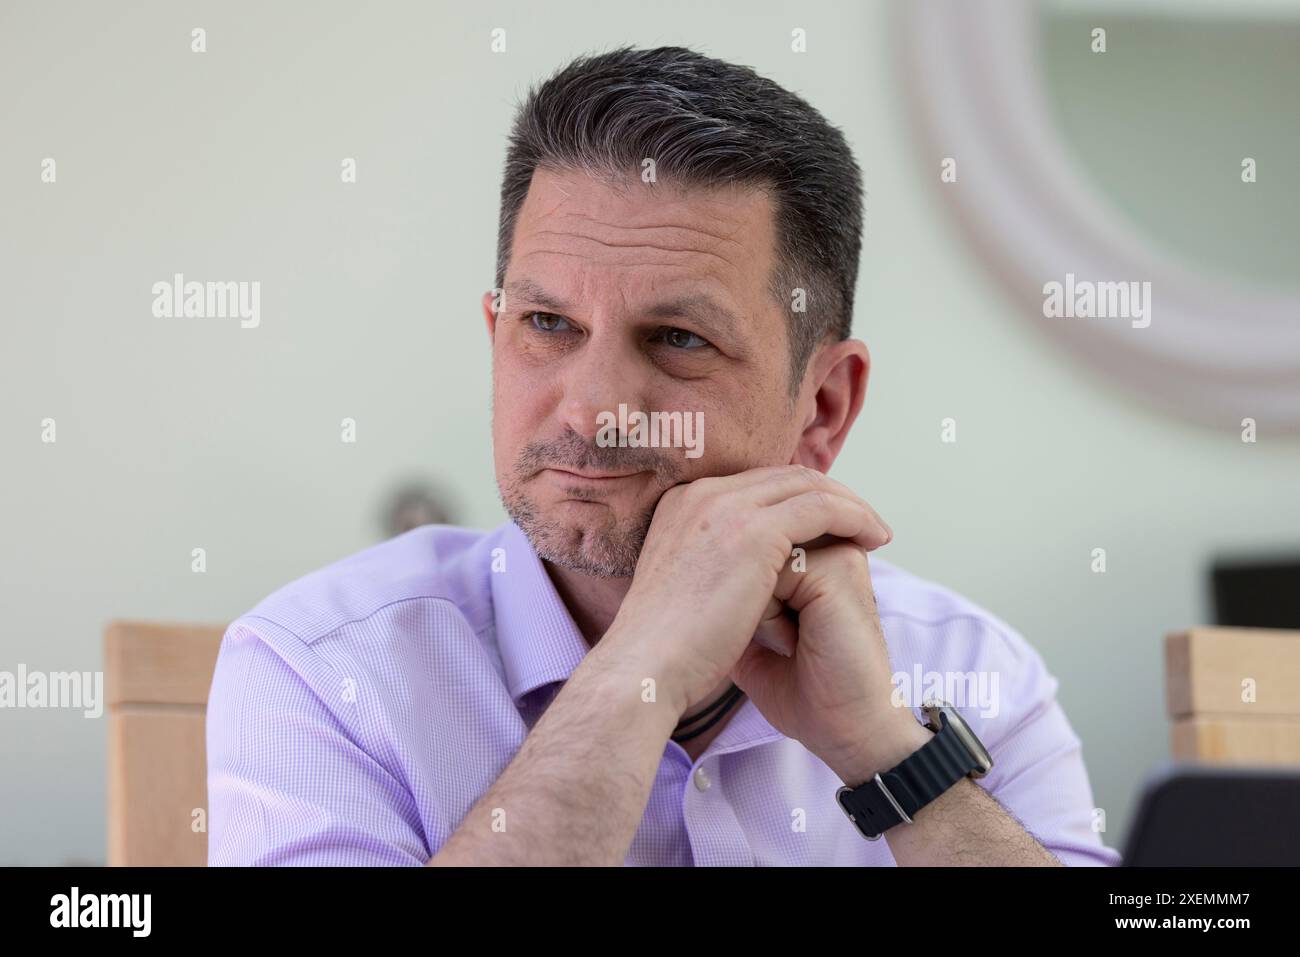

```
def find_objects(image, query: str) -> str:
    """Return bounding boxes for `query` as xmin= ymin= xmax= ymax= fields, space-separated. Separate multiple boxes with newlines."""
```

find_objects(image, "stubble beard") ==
xmin=501 ymin=482 xmax=656 ymax=579
xmin=495 ymin=420 xmax=686 ymax=577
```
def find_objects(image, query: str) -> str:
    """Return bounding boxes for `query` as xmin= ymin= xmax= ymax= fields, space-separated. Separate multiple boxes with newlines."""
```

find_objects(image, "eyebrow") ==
xmin=505 ymin=279 xmax=569 ymax=314
xmin=504 ymin=279 xmax=743 ymax=344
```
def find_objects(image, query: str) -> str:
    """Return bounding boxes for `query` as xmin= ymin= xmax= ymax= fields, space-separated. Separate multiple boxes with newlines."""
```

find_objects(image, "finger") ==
xmin=767 ymin=490 xmax=890 ymax=551
xmin=669 ymin=465 xmax=893 ymax=546
xmin=745 ymin=467 xmax=892 ymax=541
xmin=678 ymin=464 xmax=814 ymax=499
xmin=773 ymin=540 xmax=878 ymax=608
xmin=688 ymin=464 xmax=841 ymax=507
xmin=751 ymin=595 xmax=797 ymax=657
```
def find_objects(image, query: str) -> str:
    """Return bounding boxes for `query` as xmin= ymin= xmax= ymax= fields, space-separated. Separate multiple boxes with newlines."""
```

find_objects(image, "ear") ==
xmin=482 ymin=290 xmax=500 ymax=340
xmin=791 ymin=339 xmax=870 ymax=473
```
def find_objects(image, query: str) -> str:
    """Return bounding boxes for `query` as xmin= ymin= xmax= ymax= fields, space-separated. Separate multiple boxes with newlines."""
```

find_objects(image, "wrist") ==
xmin=584 ymin=623 xmax=690 ymax=724
xmin=824 ymin=712 xmax=934 ymax=787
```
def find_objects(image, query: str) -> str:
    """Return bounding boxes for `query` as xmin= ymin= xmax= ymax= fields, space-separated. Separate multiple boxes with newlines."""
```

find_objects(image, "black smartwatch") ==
xmin=836 ymin=700 xmax=993 ymax=841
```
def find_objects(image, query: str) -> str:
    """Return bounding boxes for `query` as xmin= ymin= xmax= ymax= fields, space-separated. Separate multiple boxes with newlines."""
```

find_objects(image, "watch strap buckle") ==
xmin=836 ymin=772 xmax=913 ymax=841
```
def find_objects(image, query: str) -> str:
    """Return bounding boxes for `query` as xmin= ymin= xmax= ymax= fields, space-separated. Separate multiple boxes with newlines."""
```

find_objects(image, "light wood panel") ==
xmin=105 ymin=620 xmax=225 ymax=867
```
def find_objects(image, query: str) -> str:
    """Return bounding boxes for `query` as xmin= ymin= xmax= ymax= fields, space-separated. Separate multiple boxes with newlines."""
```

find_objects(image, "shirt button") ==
xmin=693 ymin=766 xmax=711 ymax=791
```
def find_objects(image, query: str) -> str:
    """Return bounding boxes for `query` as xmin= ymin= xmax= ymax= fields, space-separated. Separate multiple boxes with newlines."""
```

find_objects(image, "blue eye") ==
xmin=527 ymin=312 xmax=571 ymax=333
xmin=656 ymin=327 xmax=709 ymax=349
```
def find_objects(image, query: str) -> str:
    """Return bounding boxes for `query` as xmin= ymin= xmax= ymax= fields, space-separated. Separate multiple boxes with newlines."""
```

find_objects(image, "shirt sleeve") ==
xmin=972 ymin=625 xmax=1122 ymax=867
xmin=205 ymin=619 xmax=431 ymax=866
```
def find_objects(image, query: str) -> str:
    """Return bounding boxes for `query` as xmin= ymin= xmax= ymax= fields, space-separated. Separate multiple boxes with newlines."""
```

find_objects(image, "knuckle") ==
xmin=718 ymin=503 xmax=753 ymax=538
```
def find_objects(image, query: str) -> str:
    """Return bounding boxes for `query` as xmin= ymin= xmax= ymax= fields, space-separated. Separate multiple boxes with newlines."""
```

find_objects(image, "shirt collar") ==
xmin=489 ymin=521 xmax=591 ymax=703
xmin=488 ymin=521 xmax=783 ymax=753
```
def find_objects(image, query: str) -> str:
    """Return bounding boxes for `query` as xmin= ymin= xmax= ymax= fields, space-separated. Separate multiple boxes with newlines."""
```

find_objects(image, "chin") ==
xmin=511 ymin=497 xmax=651 ymax=579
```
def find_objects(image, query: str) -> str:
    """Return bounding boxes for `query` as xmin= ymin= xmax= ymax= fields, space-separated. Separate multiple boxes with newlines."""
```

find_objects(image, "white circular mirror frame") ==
xmin=900 ymin=0 xmax=1300 ymax=430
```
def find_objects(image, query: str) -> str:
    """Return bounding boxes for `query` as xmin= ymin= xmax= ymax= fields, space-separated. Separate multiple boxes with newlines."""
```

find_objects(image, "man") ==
xmin=207 ymin=46 xmax=1118 ymax=866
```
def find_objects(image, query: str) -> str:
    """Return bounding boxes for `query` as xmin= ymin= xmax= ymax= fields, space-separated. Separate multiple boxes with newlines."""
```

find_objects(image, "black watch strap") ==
xmin=836 ymin=711 xmax=980 ymax=840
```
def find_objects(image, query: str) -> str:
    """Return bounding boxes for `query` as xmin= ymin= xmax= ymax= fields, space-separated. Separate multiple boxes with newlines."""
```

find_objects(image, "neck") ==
xmin=541 ymin=560 xmax=630 ymax=647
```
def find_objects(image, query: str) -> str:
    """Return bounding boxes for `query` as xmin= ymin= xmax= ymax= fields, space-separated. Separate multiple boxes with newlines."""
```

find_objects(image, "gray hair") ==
xmin=494 ymin=46 xmax=864 ymax=393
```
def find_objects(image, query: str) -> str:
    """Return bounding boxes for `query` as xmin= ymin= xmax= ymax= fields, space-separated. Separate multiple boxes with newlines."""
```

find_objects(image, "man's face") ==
xmin=487 ymin=167 xmax=803 ymax=577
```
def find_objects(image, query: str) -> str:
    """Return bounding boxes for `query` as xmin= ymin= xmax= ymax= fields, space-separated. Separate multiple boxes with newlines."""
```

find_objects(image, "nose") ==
xmin=555 ymin=331 xmax=647 ymax=445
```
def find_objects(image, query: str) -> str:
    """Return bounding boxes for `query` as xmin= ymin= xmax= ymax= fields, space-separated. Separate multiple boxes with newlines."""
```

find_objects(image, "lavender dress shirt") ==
xmin=206 ymin=521 xmax=1120 ymax=866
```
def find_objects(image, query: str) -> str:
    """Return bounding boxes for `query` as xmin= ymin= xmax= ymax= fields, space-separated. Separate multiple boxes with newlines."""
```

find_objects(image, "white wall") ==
xmin=2 ymin=0 xmax=1296 ymax=864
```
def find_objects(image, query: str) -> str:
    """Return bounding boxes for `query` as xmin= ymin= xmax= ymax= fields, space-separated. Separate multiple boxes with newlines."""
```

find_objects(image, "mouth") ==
xmin=542 ymin=467 xmax=649 ymax=482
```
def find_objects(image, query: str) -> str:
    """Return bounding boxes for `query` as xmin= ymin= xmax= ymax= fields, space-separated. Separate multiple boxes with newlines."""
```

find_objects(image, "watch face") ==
xmin=923 ymin=700 xmax=994 ymax=777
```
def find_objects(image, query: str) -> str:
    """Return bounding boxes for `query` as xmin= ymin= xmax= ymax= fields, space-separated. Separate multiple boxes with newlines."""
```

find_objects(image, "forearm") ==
xmin=827 ymin=722 xmax=1060 ymax=867
xmin=883 ymin=777 xmax=1061 ymax=866
xmin=427 ymin=640 xmax=677 ymax=866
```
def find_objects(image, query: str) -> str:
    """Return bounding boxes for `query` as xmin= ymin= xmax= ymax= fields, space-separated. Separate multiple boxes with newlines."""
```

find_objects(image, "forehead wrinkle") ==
xmin=534 ymin=207 xmax=751 ymax=252
xmin=521 ymin=228 xmax=743 ymax=272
